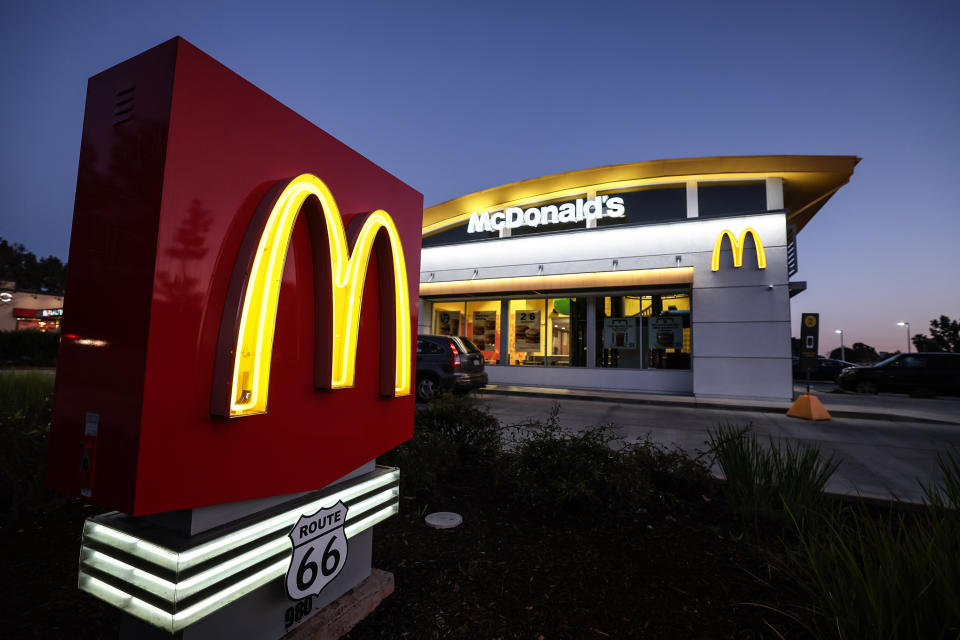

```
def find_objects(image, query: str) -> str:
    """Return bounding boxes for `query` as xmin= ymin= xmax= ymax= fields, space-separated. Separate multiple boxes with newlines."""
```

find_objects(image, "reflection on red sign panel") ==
xmin=45 ymin=38 xmax=422 ymax=516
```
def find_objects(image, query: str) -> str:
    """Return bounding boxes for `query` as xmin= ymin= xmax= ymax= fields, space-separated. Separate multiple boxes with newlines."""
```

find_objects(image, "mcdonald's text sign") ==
xmin=46 ymin=38 xmax=423 ymax=516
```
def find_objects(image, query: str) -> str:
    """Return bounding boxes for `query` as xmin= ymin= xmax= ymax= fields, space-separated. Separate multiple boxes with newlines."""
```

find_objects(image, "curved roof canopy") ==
xmin=423 ymin=155 xmax=859 ymax=236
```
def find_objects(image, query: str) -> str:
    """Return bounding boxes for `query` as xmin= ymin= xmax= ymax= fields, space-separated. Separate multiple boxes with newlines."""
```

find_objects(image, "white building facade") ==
xmin=418 ymin=156 xmax=858 ymax=402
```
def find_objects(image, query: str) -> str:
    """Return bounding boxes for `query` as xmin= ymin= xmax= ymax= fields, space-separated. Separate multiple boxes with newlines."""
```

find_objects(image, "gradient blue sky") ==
xmin=1 ymin=0 xmax=957 ymax=353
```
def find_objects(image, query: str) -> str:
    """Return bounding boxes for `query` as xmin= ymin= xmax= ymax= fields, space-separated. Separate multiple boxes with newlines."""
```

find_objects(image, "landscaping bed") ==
xmin=3 ymin=377 xmax=957 ymax=639
xmin=346 ymin=464 xmax=801 ymax=639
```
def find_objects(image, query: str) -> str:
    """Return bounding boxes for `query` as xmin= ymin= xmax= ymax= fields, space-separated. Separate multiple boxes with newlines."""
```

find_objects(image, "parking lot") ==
xmin=471 ymin=384 xmax=960 ymax=504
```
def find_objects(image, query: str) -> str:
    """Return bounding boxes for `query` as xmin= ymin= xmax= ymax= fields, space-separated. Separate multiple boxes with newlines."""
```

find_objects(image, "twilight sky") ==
xmin=1 ymin=0 xmax=957 ymax=353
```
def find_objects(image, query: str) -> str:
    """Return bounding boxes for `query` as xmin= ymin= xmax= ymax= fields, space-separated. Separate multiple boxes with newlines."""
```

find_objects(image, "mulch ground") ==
xmin=346 ymin=466 xmax=804 ymax=639
xmin=1 ymin=477 xmax=805 ymax=639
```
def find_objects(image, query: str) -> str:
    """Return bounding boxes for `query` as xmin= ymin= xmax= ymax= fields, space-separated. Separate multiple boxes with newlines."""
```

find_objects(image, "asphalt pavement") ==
xmin=473 ymin=383 xmax=960 ymax=505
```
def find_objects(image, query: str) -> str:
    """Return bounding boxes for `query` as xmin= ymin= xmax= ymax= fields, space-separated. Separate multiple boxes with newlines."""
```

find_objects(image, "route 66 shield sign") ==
xmin=285 ymin=501 xmax=349 ymax=600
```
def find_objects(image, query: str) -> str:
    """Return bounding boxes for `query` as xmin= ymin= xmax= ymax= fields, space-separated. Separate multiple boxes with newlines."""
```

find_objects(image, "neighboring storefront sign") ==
xmin=603 ymin=317 xmax=638 ymax=349
xmin=13 ymin=307 xmax=62 ymax=318
xmin=471 ymin=310 xmax=497 ymax=351
xmin=515 ymin=310 xmax=541 ymax=351
xmin=711 ymin=228 xmax=766 ymax=271
xmin=649 ymin=315 xmax=684 ymax=349
xmin=467 ymin=195 xmax=625 ymax=233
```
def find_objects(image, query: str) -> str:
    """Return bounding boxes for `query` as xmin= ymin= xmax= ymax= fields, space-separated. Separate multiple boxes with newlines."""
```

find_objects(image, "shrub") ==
xmin=513 ymin=422 xmax=638 ymax=517
xmin=706 ymin=423 xmax=839 ymax=530
xmin=380 ymin=393 xmax=503 ymax=496
xmin=413 ymin=392 xmax=502 ymax=462
xmin=623 ymin=437 xmax=713 ymax=501
xmin=379 ymin=430 xmax=460 ymax=497
xmin=784 ymin=453 xmax=960 ymax=639
xmin=509 ymin=404 xmax=713 ymax=520
xmin=0 ymin=372 xmax=58 ymax=521
xmin=0 ymin=330 xmax=60 ymax=366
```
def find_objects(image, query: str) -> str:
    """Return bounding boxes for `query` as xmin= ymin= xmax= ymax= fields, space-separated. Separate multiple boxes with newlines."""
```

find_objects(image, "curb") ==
xmin=479 ymin=387 xmax=960 ymax=426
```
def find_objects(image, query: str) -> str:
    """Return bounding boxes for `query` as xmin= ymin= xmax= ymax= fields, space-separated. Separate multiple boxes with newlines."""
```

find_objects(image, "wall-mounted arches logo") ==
xmin=711 ymin=228 xmax=766 ymax=271
xmin=211 ymin=173 xmax=411 ymax=418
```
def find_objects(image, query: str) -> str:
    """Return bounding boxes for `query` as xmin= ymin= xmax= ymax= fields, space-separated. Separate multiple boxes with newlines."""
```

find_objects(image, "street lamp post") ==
xmin=897 ymin=322 xmax=911 ymax=353
xmin=835 ymin=329 xmax=845 ymax=362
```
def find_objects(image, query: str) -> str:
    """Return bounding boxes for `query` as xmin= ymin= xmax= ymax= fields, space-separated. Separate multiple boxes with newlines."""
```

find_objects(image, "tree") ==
xmin=912 ymin=334 xmax=941 ymax=352
xmin=829 ymin=342 xmax=879 ymax=364
xmin=0 ymin=237 xmax=67 ymax=293
xmin=912 ymin=315 xmax=960 ymax=353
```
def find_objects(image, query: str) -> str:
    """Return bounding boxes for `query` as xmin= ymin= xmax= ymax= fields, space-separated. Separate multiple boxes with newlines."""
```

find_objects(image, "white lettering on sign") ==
xmin=467 ymin=196 xmax=625 ymax=234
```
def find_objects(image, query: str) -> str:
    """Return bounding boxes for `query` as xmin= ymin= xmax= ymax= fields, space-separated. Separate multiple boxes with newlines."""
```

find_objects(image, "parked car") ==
xmin=415 ymin=335 xmax=488 ymax=402
xmin=836 ymin=352 xmax=960 ymax=395
xmin=792 ymin=357 xmax=858 ymax=381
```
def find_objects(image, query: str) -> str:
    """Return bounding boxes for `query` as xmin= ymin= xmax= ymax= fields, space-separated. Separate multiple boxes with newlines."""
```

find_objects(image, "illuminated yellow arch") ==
xmin=711 ymin=228 xmax=767 ymax=271
xmin=229 ymin=173 xmax=411 ymax=417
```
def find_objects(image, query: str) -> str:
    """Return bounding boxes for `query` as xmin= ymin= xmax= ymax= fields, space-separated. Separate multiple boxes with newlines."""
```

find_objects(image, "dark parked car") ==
xmin=792 ymin=357 xmax=858 ymax=381
xmin=836 ymin=352 xmax=960 ymax=395
xmin=415 ymin=335 xmax=488 ymax=402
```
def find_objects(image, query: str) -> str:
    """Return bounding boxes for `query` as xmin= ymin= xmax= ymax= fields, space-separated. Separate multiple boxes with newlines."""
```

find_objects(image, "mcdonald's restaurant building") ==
xmin=417 ymin=156 xmax=858 ymax=401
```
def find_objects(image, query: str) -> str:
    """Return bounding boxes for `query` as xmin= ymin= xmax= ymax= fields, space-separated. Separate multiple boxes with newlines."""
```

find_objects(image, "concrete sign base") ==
xmin=77 ymin=463 xmax=399 ymax=638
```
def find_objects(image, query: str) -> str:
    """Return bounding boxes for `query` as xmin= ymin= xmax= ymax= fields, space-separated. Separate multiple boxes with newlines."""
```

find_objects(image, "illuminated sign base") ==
xmin=78 ymin=467 xmax=399 ymax=634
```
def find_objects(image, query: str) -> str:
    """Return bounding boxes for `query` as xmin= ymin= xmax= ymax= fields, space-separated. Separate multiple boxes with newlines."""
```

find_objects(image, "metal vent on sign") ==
xmin=112 ymin=87 xmax=134 ymax=125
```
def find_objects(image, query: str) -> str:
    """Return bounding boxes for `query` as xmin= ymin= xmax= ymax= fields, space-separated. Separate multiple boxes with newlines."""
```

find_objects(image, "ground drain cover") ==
xmin=425 ymin=512 xmax=462 ymax=529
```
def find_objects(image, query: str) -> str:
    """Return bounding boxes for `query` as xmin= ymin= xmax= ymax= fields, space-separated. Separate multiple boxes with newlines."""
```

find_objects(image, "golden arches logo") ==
xmin=711 ymin=228 xmax=767 ymax=271
xmin=211 ymin=173 xmax=411 ymax=418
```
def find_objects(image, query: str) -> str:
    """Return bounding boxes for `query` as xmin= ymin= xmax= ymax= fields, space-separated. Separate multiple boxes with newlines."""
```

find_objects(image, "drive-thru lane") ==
xmin=474 ymin=387 xmax=960 ymax=504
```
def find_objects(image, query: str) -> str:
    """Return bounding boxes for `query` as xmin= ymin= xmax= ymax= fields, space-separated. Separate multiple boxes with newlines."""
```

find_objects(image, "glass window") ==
xmin=899 ymin=355 xmax=926 ymax=369
xmin=596 ymin=185 xmax=687 ymax=228
xmin=422 ymin=222 xmax=498 ymax=247
xmin=508 ymin=299 xmax=546 ymax=365
xmin=465 ymin=300 xmax=501 ymax=364
xmin=697 ymin=182 xmax=766 ymax=218
xmin=545 ymin=298 xmax=587 ymax=367
xmin=432 ymin=301 xmax=465 ymax=337
xmin=599 ymin=292 xmax=691 ymax=369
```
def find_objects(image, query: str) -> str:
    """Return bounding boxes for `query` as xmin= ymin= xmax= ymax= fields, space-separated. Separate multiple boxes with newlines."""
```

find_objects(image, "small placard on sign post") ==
xmin=286 ymin=501 xmax=350 ymax=600
xmin=799 ymin=313 xmax=820 ymax=376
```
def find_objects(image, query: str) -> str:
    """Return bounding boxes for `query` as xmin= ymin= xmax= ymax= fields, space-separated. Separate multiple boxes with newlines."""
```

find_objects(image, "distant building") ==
xmin=0 ymin=282 xmax=64 ymax=332
xmin=418 ymin=155 xmax=858 ymax=401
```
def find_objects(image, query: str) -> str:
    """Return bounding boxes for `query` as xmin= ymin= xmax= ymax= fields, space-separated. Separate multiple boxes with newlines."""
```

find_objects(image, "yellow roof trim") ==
xmin=419 ymin=267 xmax=693 ymax=297
xmin=424 ymin=155 xmax=859 ymax=234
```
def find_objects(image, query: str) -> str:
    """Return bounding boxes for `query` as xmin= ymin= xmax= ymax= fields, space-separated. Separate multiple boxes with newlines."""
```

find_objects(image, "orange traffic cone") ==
xmin=786 ymin=393 xmax=832 ymax=421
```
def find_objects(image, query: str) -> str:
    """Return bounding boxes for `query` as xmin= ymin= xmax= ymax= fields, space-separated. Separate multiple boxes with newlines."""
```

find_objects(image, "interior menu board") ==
xmin=437 ymin=311 xmax=460 ymax=336
xmin=649 ymin=315 xmax=684 ymax=350
xmin=603 ymin=317 xmax=638 ymax=349
xmin=514 ymin=310 xmax=541 ymax=352
xmin=472 ymin=311 xmax=497 ymax=351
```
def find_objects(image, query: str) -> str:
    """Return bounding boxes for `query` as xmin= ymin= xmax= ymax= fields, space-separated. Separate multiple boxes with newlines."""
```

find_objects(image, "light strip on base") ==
xmin=84 ymin=469 xmax=399 ymax=572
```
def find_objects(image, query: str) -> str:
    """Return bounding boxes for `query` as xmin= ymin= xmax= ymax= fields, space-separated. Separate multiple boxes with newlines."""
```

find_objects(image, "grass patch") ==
xmin=0 ymin=372 xmax=60 ymax=521
xmin=784 ymin=453 xmax=960 ymax=638
xmin=0 ymin=329 xmax=60 ymax=366
xmin=706 ymin=422 xmax=839 ymax=532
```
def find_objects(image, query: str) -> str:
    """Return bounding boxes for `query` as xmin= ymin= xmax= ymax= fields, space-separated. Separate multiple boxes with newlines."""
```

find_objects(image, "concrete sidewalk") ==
xmin=481 ymin=383 xmax=960 ymax=426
